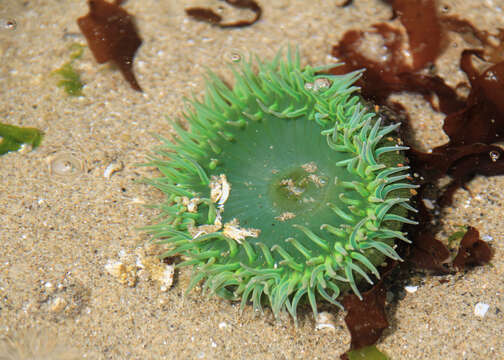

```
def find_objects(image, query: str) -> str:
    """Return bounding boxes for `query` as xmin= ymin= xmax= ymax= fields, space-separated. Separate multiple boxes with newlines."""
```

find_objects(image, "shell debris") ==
xmin=274 ymin=212 xmax=296 ymax=222
xmin=189 ymin=223 xmax=222 ymax=239
xmin=47 ymin=152 xmax=85 ymax=182
xmin=136 ymin=248 xmax=175 ymax=292
xmin=223 ymin=218 xmax=261 ymax=244
xmin=48 ymin=297 xmax=68 ymax=314
xmin=104 ymin=260 xmax=137 ymax=287
xmin=474 ymin=302 xmax=490 ymax=317
xmin=301 ymin=161 xmax=318 ymax=173
xmin=404 ymin=285 xmax=418 ymax=293
xmin=315 ymin=311 xmax=336 ymax=332
xmin=280 ymin=179 xmax=304 ymax=196
xmin=104 ymin=160 xmax=124 ymax=179
xmin=308 ymin=174 xmax=326 ymax=187
xmin=210 ymin=174 xmax=231 ymax=207
xmin=180 ymin=196 xmax=201 ymax=213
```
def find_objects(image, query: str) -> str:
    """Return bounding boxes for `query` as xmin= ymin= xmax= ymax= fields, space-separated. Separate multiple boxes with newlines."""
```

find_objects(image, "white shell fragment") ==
xmin=313 ymin=78 xmax=331 ymax=91
xmin=223 ymin=218 xmax=261 ymax=244
xmin=274 ymin=212 xmax=296 ymax=222
xmin=315 ymin=311 xmax=336 ymax=332
xmin=181 ymin=196 xmax=201 ymax=213
xmin=301 ymin=161 xmax=318 ymax=173
xmin=210 ymin=174 xmax=231 ymax=207
xmin=422 ymin=198 xmax=435 ymax=210
xmin=280 ymin=179 xmax=304 ymax=196
xmin=308 ymin=174 xmax=326 ymax=187
xmin=104 ymin=160 xmax=124 ymax=179
xmin=104 ymin=259 xmax=137 ymax=287
xmin=189 ymin=223 xmax=222 ymax=239
xmin=404 ymin=285 xmax=418 ymax=293
xmin=136 ymin=249 xmax=175 ymax=292
xmin=474 ymin=302 xmax=490 ymax=317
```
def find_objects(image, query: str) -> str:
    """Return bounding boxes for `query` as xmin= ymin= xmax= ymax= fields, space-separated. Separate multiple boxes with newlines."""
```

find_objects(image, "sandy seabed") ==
xmin=0 ymin=0 xmax=503 ymax=359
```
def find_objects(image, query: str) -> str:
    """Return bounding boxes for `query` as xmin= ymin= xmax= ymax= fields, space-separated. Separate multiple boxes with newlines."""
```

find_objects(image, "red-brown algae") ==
xmin=77 ymin=0 xmax=143 ymax=91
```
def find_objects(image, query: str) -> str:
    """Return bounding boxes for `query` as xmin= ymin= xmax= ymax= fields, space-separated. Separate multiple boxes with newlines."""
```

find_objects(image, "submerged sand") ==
xmin=0 ymin=0 xmax=503 ymax=359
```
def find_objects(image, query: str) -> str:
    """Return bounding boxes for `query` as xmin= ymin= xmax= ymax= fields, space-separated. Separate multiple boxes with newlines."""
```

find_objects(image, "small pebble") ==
xmin=422 ymin=198 xmax=435 ymax=210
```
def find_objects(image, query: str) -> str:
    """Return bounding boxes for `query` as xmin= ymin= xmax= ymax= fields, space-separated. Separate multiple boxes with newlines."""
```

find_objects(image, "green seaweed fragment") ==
xmin=0 ymin=123 xmax=43 ymax=155
xmin=52 ymin=43 xmax=85 ymax=96
xmin=68 ymin=43 xmax=85 ymax=60
xmin=347 ymin=345 xmax=389 ymax=360
xmin=447 ymin=225 xmax=468 ymax=248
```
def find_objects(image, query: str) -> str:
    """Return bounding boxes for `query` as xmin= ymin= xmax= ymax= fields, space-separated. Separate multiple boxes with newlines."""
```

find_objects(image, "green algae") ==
xmin=52 ymin=43 xmax=85 ymax=96
xmin=447 ymin=225 xmax=469 ymax=248
xmin=347 ymin=345 xmax=389 ymax=360
xmin=0 ymin=123 xmax=43 ymax=155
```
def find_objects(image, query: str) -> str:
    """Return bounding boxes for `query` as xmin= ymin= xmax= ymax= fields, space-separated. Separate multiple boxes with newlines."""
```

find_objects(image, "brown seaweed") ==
xmin=453 ymin=226 xmax=493 ymax=269
xmin=342 ymin=281 xmax=388 ymax=355
xmin=330 ymin=0 xmax=497 ymax=260
xmin=77 ymin=0 xmax=143 ymax=91
xmin=185 ymin=0 xmax=262 ymax=28
xmin=331 ymin=0 xmax=498 ymax=356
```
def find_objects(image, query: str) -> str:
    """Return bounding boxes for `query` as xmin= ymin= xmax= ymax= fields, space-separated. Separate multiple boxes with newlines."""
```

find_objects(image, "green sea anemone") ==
xmin=145 ymin=49 xmax=417 ymax=322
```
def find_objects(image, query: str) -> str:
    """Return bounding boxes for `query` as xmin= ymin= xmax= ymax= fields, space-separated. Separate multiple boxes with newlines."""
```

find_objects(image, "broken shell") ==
xmin=223 ymin=218 xmax=261 ymax=244
xmin=210 ymin=174 xmax=231 ymax=206
xmin=315 ymin=311 xmax=336 ymax=332
xmin=104 ymin=160 xmax=124 ymax=179
xmin=136 ymin=252 xmax=175 ymax=292
xmin=104 ymin=260 xmax=137 ymax=287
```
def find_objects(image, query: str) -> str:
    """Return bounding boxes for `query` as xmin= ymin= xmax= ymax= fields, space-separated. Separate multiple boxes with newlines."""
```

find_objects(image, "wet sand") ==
xmin=0 ymin=0 xmax=503 ymax=359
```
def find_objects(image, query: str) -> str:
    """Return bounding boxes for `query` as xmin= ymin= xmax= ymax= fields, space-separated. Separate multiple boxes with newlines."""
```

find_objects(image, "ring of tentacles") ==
xmin=145 ymin=49 xmax=418 ymax=323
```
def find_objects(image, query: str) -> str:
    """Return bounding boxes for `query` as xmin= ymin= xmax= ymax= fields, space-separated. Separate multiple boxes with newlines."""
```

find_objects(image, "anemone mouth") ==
xmin=145 ymin=49 xmax=418 ymax=322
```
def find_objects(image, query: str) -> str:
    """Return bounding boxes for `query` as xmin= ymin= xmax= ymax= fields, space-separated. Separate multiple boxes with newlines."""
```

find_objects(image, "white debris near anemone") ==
xmin=104 ymin=245 xmax=175 ymax=292
xmin=315 ymin=311 xmax=336 ymax=332
xmin=223 ymin=218 xmax=261 ymax=244
xmin=280 ymin=178 xmax=304 ymax=196
xmin=136 ymin=249 xmax=175 ymax=292
xmin=275 ymin=212 xmax=296 ymax=222
xmin=189 ymin=223 xmax=222 ymax=239
xmin=210 ymin=174 xmax=231 ymax=207
xmin=180 ymin=196 xmax=201 ymax=213
xmin=198 ymin=174 xmax=260 ymax=244
xmin=104 ymin=259 xmax=137 ymax=287
xmin=308 ymin=174 xmax=326 ymax=187
xmin=301 ymin=161 xmax=318 ymax=173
